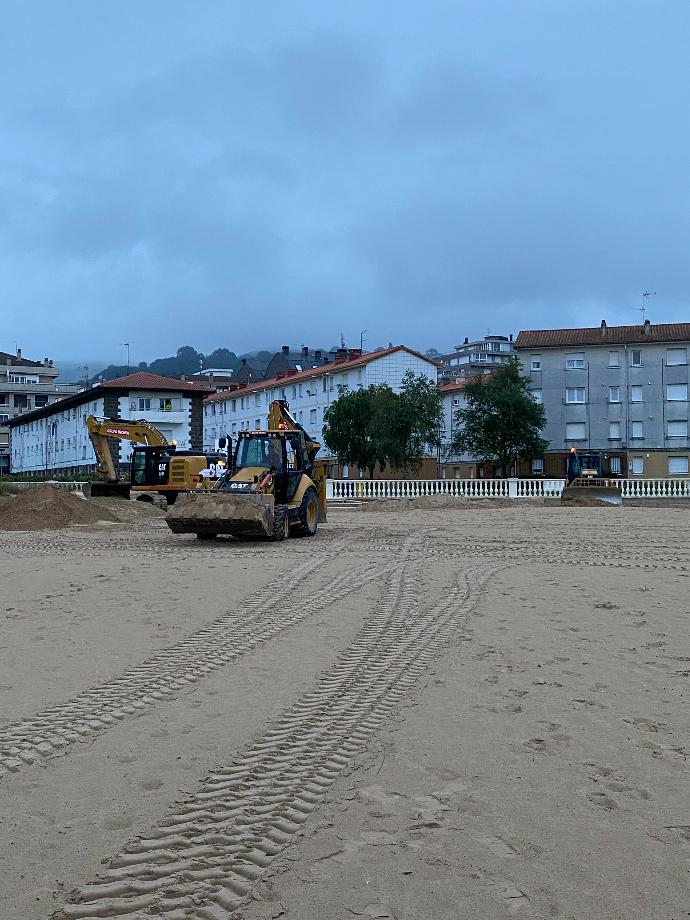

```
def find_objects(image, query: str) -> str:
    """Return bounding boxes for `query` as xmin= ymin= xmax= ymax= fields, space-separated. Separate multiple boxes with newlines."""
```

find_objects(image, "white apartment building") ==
xmin=9 ymin=372 xmax=210 ymax=475
xmin=203 ymin=346 xmax=439 ymax=472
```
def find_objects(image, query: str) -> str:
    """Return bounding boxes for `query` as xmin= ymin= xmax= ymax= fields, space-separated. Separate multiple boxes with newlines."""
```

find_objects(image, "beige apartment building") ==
xmin=0 ymin=349 xmax=79 ymax=474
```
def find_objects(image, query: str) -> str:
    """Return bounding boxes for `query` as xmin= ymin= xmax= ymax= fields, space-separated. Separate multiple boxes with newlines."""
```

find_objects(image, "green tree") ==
xmin=397 ymin=371 xmax=444 ymax=474
xmin=322 ymin=387 xmax=380 ymax=478
xmin=323 ymin=373 xmax=443 ymax=478
xmin=450 ymin=358 xmax=548 ymax=476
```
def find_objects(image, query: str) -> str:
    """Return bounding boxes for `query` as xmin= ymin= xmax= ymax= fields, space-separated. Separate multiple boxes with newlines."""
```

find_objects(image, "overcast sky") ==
xmin=2 ymin=1 xmax=689 ymax=367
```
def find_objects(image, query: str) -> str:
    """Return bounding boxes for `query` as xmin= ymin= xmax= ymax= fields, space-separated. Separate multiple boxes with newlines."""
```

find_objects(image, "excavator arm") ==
xmin=267 ymin=399 xmax=321 ymax=463
xmin=85 ymin=415 xmax=169 ymax=483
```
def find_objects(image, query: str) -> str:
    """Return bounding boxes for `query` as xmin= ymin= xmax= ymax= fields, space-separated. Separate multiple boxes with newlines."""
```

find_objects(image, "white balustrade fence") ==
xmin=326 ymin=478 xmax=690 ymax=501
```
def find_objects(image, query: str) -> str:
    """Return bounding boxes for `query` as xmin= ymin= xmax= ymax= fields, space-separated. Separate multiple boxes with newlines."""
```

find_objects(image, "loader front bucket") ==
xmin=83 ymin=481 xmax=131 ymax=499
xmin=165 ymin=491 xmax=275 ymax=538
xmin=560 ymin=478 xmax=622 ymax=506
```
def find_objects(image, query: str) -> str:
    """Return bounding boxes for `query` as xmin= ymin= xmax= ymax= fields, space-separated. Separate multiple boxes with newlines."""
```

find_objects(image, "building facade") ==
xmin=515 ymin=321 xmax=690 ymax=479
xmin=203 ymin=346 xmax=440 ymax=478
xmin=0 ymin=349 xmax=78 ymax=474
xmin=8 ymin=372 xmax=211 ymax=475
xmin=439 ymin=335 xmax=515 ymax=383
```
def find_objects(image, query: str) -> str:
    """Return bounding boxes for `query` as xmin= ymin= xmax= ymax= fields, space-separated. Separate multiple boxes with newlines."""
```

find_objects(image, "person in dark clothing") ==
xmin=566 ymin=447 xmax=581 ymax=484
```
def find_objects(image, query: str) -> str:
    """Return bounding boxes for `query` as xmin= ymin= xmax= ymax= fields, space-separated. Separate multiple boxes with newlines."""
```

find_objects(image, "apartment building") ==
xmin=439 ymin=335 xmax=514 ymax=383
xmin=203 ymin=346 xmax=439 ymax=477
xmin=515 ymin=321 xmax=690 ymax=479
xmin=0 ymin=349 xmax=78 ymax=474
xmin=9 ymin=372 xmax=211 ymax=475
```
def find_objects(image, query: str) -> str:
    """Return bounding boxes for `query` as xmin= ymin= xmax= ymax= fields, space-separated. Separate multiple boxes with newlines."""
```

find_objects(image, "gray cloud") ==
xmin=1 ymin=1 xmax=689 ymax=363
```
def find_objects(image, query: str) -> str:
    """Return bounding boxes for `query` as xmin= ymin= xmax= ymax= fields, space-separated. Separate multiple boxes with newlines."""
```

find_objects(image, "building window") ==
xmin=631 ymin=421 xmax=643 ymax=439
xmin=608 ymin=351 xmax=620 ymax=367
xmin=565 ymin=422 xmax=586 ymax=440
xmin=668 ymin=456 xmax=689 ymax=475
xmin=530 ymin=355 xmax=541 ymax=371
xmin=138 ymin=398 xmax=151 ymax=411
xmin=629 ymin=457 xmax=644 ymax=474
xmin=610 ymin=456 xmax=621 ymax=474
xmin=667 ymin=348 xmax=687 ymax=366
xmin=254 ymin=394 xmax=260 ymax=406
xmin=254 ymin=418 xmax=260 ymax=428
xmin=310 ymin=408 xmax=317 ymax=425
xmin=631 ymin=350 xmax=642 ymax=367
xmin=668 ymin=421 xmax=688 ymax=438
xmin=631 ymin=386 xmax=643 ymax=403
xmin=531 ymin=389 xmax=542 ymax=404
xmin=565 ymin=387 xmax=585 ymax=403
xmin=667 ymin=384 xmax=688 ymax=401
xmin=609 ymin=421 xmax=621 ymax=439
xmin=231 ymin=423 xmax=237 ymax=434
xmin=565 ymin=353 xmax=585 ymax=369
xmin=292 ymin=386 xmax=297 ymax=399
xmin=608 ymin=386 xmax=620 ymax=403
xmin=531 ymin=458 xmax=544 ymax=475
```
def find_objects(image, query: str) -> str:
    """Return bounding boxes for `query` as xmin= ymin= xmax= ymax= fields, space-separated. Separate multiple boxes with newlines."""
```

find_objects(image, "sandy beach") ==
xmin=1 ymin=501 xmax=688 ymax=919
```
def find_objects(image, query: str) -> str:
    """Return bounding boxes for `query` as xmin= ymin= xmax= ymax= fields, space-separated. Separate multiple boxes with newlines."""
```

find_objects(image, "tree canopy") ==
xmin=450 ymin=358 xmax=548 ymax=475
xmin=323 ymin=372 xmax=443 ymax=477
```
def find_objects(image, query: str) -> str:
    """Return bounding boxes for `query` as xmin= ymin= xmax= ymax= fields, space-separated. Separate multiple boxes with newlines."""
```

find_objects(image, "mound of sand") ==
xmin=0 ymin=485 xmax=121 ymax=531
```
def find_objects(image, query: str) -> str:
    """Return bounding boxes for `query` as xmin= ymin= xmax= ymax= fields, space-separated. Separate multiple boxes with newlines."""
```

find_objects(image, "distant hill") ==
xmin=89 ymin=346 xmax=268 ymax=384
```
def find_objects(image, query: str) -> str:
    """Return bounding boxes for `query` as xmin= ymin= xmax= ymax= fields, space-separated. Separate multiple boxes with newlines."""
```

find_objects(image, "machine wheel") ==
xmin=271 ymin=506 xmax=290 ymax=541
xmin=293 ymin=488 xmax=319 ymax=537
xmin=196 ymin=532 xmax=217 ymax=540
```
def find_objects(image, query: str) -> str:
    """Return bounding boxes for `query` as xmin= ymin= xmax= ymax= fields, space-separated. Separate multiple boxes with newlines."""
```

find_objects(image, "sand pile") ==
xmin=0 ymin=485 xmax=121 ymax=531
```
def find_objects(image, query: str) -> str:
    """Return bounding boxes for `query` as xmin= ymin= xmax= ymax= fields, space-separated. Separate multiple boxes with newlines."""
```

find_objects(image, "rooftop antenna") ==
xmin=340 ymin=332 xmax=345 ymax=348
xmin=640 ymin=290 xmax=655 ymax=321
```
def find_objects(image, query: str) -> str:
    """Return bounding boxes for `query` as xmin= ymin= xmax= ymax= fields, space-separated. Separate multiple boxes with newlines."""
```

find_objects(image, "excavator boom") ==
xmin=84 ymin=415 xmax=169 ymax=498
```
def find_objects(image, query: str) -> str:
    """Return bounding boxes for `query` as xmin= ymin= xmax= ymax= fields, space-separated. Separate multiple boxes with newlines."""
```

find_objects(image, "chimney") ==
xmin=286 ymin=368 xmax=298 ymax=377
xmin=347 ymin=348 xmax=362 ymax=360
xmin=643 ymin=319 xmax=651 ymax=335
xmin=464 ymin=337 xmax=469 ymax=345
xmin=314 ymin=349 xmax=322 ymax=362
xmin=44 ymin=358 xmax=50 ymax=366
xmin=509 ymin=334 xmax=513 ymax=342
xmin=322 ymin=355 xmax=330 ymax=365
xmin=600 ymin=319 xmax=607 ymax=337
xmin=301 ymin=346 xmax=309 ymax=359
xmin=282 ymin=345 xmax=290 ymax=355
xmin=241 ymin=358 xmax=246 ymax=366
xmin=16 ymin=347 xmax=21 ymax=360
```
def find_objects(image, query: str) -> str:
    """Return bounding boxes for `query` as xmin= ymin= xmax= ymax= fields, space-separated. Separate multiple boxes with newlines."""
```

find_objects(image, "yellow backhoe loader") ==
xmin=84 ymin=416 xmax=226 ymax=502
xmin=165 ymin=400 xmax=327 ymax=540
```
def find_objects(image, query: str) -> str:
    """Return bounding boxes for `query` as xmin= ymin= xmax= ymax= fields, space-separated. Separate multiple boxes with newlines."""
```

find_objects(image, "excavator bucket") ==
xmin=165 ymin=491 xmax=276 ymax=538
xmin=83 ymin=481 xmax=131 ymax=500
xmin=560 ymin=478 xmax=622 ymax=506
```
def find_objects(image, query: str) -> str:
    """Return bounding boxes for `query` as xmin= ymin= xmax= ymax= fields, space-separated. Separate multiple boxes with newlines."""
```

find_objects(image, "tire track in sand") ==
xmin=52 ymin=557 xmax=495 ymax=919
xmin=0 ymin=544 xmax=398 ymax=776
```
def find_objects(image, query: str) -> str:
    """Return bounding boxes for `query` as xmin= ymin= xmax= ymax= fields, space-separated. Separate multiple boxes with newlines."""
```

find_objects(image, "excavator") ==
xmin=84 ymin=416 xmax=226 ymax=502
xmin=166 ymin=400 xmax=327 ymax=541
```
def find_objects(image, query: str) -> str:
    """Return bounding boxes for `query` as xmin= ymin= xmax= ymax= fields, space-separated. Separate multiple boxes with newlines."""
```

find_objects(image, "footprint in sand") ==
xmin=587 ymin=791 xmax=619 ymax=810
xmin=102 ymin=814 xmax=134 ymax=830
xmin=139 ymin=777 xmax=164 ymax=791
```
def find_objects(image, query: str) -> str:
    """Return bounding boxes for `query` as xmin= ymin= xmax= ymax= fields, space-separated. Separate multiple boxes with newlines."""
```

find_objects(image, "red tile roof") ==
xmin=515 ymin=323 xmax=690 ymax=349
xmin=97 ymin=372 xmax=212 ymax=393
xmin=204 ymin=346 xmax=439 ymax=404
xmin=438 ymin=376 xmax=486 ymax=394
